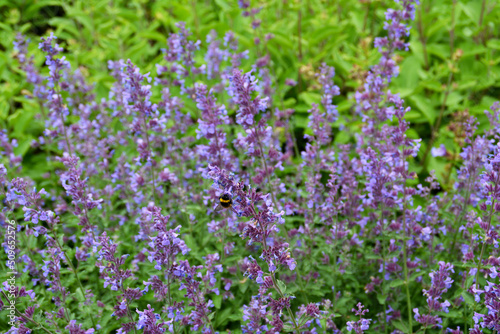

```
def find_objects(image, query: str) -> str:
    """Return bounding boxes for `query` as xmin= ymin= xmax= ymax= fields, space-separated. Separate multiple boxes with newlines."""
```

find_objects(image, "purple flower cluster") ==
xmin=414 ymin=262 xmax=454 ymax=328
xmin=195 ymin=82 xmax=235 ymax=174
xmin=346 ymin=303 xmax=371 ymax=334
xmin=356 ymin=0 xmax=418 ymax=135
xmin=472 ymin=281 xmax=500 ymax=331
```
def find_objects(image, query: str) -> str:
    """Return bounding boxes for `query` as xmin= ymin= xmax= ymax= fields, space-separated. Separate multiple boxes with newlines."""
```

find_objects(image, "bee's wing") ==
xmin=215 ymin=204 xmax=224 ymax=212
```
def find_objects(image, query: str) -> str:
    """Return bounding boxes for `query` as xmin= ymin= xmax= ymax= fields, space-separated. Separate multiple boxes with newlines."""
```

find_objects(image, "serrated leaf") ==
xmin=276 ymin=279 xmax=287 ymax=294
xmin=393 ymin=320 xmax=409 ymax=333
xmin=465 ymin=274 xmax=475 ymax=289
xmin=75 ymin=287 xmax=85 ymax=302
xmin=409 ymin=95 xmax=436 ymax=124
xmin=461 ymin=291 xmax=475 ymax=306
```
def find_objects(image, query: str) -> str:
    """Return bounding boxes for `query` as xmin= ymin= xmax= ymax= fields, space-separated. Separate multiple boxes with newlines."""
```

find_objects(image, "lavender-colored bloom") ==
xmin=147 ymin=221 xmax=189 ymax=270
xmin=317 ymin=63 xmax=340 ymax=125
xmin=195 ymin=83 xmax=235 ymax=173
xmin=229 ymin=68 xmax=286 ymax=188
xmin=96 ymin=232 xmax=138 ymax=328
xmin=223 ymin=32 xmax=249 ymax=69
xmin=346 ymin=303 xmax=372 ymax=333
xmin=242 ymin=293 xmax=270 ymax=333
xmin=38 ymin=33 xmax=70 ymax=88
xmin=175 ymin=260 xmax=216 ymax=333
xmin=485 ymin=101 xmax=500 ymax=139
xmin=205 ymin=30 xmax=225 ymax=80
xmin=414 ymin=262 xmax=454 ymax=328
xmin=238 ymin=1 xmax=262 ymax=30
xmin=59 ymin=154 xmax=103 ymax=233
xmin=135 ymin=305 xmax=166 ymax=333
xmin=207 ymin=165 xmax=286 ymax=246
xmin=431 ymin=144 xmax=447 ymax=157
xmin=356 ymin=0 xmax=418 ymax=138
xmin=122 ymin=60 xmax=156 ymax=117
xmin=65 ymin=320 xmax=95 ymax=334
xmin=0 ymin=130 xmax=22 ymax=169
xmin=479 ymin=281 xmax=500 ymax=331
xmin=96 ymin=233 xmax=133 ymax=292
xmin=159 ymin=22 xmax=203 ymax=97
xmin=229 ymin=69 xmax=268 ymax=128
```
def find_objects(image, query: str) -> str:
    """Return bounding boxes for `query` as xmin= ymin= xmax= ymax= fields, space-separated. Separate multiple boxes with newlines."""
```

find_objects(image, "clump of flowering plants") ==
xmin=1 ymin=0 xmax=500 ymax=333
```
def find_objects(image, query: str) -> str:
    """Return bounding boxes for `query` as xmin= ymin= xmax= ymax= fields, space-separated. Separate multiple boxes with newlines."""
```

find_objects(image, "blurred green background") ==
xmin=1 ymin=0 xmax=499 ymax=187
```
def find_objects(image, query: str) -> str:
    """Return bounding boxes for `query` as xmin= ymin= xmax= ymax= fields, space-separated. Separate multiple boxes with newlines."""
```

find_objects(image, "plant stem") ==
xmin=54 ymin=83 xmax=73 ymax=156
xmin=220 ymin=222 xmax=228 ymax=263
xmin=449 ymin=0 xmax=457 ymax=59
xmin=474 ymin=199 xmax=495 ymax=285
xmin=142 ymin=115 xmax=157 ymax=203
xmin=401 ymin=146 xmax=413 ymax=334
xmin=191 ymin=0 xmax=200 ymax=39
xmin=450 ymin=175 xmax=475 ymax=254
xmin=297 ymin=0 xmax=303 ymax=62
xmin=479 ymin=0 xmax=487 ymax=25
xmin=119 ymin=282 xmax=139 ymax=334
xmin=38 ymin=101 xmax=56 ymax=186
xmin=272 ymin=273 xmax=301 ymax=334
xmin=331 ymin=216 xmax=339 ymax=312
xmin=380 ymin=207 xmax=389 ymax=334
xmin=254 ymin=128 xmax=309 ymax=302
xmin=56 ymin=274 xmax=71 ymax=321
xmin=421 ymin=71 xmax=453 ymax=166
xmin=290 ymin=116 xmax=301 ymax=158
xmin=50 ymin=225 xmax=97 ymax=329
xmin=256 ymin=212 xmax=300 ymax=333
xmin=417 ymin=0 xmax=429 ymax=70
xmin=362 ymin=2 xmax=369 ymax=35
xmin=478 ymin=0 xmax=487 ymax=44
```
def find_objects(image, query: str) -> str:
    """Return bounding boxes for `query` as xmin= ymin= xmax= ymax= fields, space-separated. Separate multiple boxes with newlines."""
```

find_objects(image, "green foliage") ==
xmin=2 ymin=0 xmax=500 ymax=188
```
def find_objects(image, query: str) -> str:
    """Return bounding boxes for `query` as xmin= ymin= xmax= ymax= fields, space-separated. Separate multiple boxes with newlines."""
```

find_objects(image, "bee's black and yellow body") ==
xmin=219 ymin=194 xmax=232 ymax=208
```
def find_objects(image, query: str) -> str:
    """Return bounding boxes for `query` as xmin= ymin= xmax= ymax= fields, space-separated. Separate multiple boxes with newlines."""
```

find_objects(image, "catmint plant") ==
xmin=4 ymin=1 xmax=500 ymax=334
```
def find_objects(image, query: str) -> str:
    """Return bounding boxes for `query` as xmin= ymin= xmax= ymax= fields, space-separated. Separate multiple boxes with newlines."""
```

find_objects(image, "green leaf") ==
xmin=276 ymin=279 xmax=287 ymax=294
xmin=389 ymin=279 xmax=405 ymax=288
xmin=461 ymin=291 xmax=475 ymax=306
xmin=409 ymin=271 xmax=424 ymax=281
xmin=409 ymin=95 xmax=436 ymax=124
xmin=75 ymin=287 xmax=85 ymax=302
xmin=13 ymin=137 xmax=32 ymax=157
xmin=213 ymin=0 xmax=232 ymax=11
xmin=426 ymin=43 xmax=449 ymax=60
xmin=459 ymin=1 xmax=481 ymax=25
xmin=299 ymin=92 xmax=322 ymax=105
xmin=487 ymin=39 xmax=500 ymax=50
xmin=465 ymin=274 xmax=475 ymax=289
xmin=393 ymin=56 xmax=421 ymax=96
xmin=214 ymin=307 xmax=233 ymax=327
xmin=393 ymin=320 xmax=409 ymax=333
xmin=376 ymin=293 xmax=387 ymax=305
xmin=0 ymin=100 xmax=9 ymax=119
xmin=213 ymin=293 xmax=222 ymax=309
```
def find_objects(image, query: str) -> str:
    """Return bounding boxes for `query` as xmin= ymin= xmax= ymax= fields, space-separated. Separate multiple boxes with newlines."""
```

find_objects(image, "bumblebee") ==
xmin=215 ymin=193 xmax=232 ymax=212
